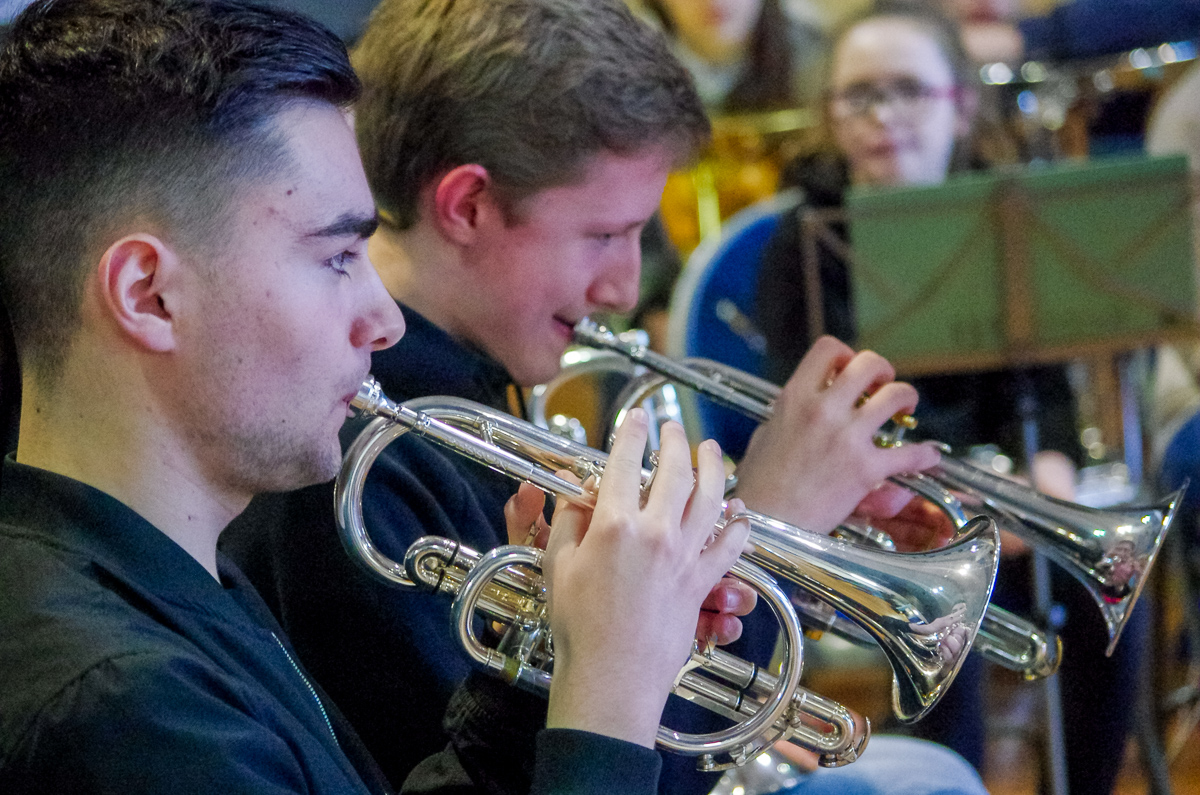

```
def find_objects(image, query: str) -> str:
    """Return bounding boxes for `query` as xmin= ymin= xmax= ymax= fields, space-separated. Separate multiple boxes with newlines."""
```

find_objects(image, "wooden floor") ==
xmin=982 ymin=739 xmax=1200 ymax=794
xmin=982 ymin=694 xmax=1200 ymax=794
xmin=802 ymin=638 xmax=1200 ymax=794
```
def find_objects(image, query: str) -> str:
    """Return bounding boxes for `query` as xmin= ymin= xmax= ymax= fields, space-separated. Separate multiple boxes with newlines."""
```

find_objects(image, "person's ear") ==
xmin=95 ymin=234 xmax=180 ymax=353
xmin=954 ymin=86 xmax=979 ymax=139
xmin=431 ymin=164 xmax=501 ymax=246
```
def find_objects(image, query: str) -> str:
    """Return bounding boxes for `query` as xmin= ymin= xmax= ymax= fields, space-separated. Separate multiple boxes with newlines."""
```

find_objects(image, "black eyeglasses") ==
xmin=830 ymin=78 xmax=958 ymax=120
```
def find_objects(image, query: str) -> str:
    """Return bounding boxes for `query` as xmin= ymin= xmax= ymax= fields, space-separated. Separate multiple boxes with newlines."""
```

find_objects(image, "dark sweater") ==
xmin=0 ymin=453 xmax=660 ymax=795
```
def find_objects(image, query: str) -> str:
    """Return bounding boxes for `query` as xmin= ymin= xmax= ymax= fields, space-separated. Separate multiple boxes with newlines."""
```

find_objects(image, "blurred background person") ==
xmin=631 ymin=0 xmax=834 ymax=342
xmin=942 ymin=0 xmax=1025 ymax=64
xmin=637 ymin=0 xmax=826 ymax=111
xmin=753 ymin=4 xmax=1146 ymax=792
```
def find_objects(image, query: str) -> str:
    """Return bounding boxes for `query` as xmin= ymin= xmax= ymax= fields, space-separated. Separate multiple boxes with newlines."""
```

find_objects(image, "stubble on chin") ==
xmin=225 ymin=430 xmax=343 ymax=495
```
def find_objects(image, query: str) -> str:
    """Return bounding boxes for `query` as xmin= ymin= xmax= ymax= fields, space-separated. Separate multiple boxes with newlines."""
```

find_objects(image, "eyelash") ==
xmin=325 ymin=250 xmax=359 ymax=277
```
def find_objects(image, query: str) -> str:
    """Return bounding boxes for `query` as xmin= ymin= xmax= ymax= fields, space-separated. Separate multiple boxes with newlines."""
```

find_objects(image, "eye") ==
xmin=836 ymin=84 xmax=879 ymax=115
xmin=325 ymin=249 xmax=359 ymax=277
xmin=892 ymin=78 xmax=927 ymax=102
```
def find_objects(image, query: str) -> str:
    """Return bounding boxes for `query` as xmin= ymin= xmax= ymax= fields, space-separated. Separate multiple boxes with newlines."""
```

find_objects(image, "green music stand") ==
xmin=848 ymin=154 xmax=1198 ymax=376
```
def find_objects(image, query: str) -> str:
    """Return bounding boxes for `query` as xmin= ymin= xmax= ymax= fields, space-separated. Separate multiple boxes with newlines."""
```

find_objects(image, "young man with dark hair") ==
xmin=0 ymin=1 xmax=754 ymax=792
xmin=226 ymin=2 xmax=986 ymax=795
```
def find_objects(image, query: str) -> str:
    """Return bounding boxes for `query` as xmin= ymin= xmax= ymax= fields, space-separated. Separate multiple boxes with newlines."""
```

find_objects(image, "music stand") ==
xmin=807 ymin=154 xmax=1198 ymax=795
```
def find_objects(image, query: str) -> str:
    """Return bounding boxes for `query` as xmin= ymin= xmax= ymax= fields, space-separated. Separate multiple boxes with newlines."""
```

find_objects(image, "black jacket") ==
xmin=0 ymin=459 xmax=391 ymax=794
xmin=0 ymin=454 xmax=660 ymax=795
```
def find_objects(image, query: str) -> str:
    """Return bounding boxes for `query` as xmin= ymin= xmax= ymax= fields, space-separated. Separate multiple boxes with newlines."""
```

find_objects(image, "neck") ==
xmin=16 ymin=359 xmax=244 ymax=581
xmin=369 ymin=223 xmax=466 ymax=338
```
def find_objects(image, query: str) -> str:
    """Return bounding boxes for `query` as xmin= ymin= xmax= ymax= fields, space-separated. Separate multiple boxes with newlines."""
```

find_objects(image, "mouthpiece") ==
xmin=352 ymin=377 xmax=395 ymax=418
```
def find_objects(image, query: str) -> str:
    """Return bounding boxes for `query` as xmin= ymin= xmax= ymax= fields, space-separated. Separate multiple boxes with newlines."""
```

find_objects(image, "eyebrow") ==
xmin=305 ymin=212 xmax=380 ymax=241
xmin=592 ymin=219 xmax=649 ymax=235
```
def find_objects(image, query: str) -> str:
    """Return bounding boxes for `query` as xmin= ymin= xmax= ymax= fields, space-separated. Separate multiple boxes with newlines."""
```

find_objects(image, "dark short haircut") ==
xmin=353 ymin=0 xmax=711 ymax=230
xmin=0 ymin=0 xmax=360 ymax=382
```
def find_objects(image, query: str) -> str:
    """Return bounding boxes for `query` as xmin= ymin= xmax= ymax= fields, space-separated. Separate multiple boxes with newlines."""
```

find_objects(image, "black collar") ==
xmin=370 ymin=303 xmax=515 ymax=412
xmin=0 ymin=458 xmax=252 ymax=611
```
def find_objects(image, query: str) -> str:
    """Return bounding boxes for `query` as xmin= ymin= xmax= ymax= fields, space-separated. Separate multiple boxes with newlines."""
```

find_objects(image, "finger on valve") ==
xmin=697 ymin=573 xmax=758 ymax=646
xmin=504 ymin=481 xmax=551 ymax=548
xmin=543 ymin=411 xmax=732 ymax=746
xmin=851 ymin=491 xmax=957 ymax=552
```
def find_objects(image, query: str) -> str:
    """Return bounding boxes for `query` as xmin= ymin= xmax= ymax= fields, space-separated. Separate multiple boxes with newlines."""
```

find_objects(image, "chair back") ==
xmin=666 ymin=190 xmax=801 ymax=458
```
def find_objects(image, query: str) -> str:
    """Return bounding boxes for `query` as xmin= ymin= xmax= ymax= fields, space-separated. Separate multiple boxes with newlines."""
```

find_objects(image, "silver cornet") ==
xmin=334 ymin=379 xmax=1000 ymax=770
xmin=568 ymin=318 xmax=1180 ymax=661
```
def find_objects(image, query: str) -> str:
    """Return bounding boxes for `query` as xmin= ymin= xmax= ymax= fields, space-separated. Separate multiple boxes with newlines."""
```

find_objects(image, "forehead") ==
xmin=832 ymin=18 xmax=955 ymax=89
xmin=233 ymin=103 xmax=375 ymax=236
xmin=514 ymin=147 xmax=673 ymax=227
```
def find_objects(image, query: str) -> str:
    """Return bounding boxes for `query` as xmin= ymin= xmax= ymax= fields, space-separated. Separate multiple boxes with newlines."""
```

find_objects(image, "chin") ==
xmin=504 ymin=340 xmax=569 ymax=388
xmin=512 ymin=357 xmax=563 ymax=389
xmin=273 ymin=447 xmax=344 ymax=493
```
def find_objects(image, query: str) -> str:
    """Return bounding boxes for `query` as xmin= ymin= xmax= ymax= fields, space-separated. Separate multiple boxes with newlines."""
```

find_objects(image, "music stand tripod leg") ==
xmin=1017 ymin=372 xmax=1070 ymax=795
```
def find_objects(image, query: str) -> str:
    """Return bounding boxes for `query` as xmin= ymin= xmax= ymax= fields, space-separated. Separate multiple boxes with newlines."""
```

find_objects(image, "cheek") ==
xmin=835 ymin=117 xmax=873 ymax=151
xmin=236 ymin=290 xmax=336 ymax=373
xmin=833 ymin=119 xmax=874 ymax=164
xmin=914 ymin=116 xmax=958 ymax=165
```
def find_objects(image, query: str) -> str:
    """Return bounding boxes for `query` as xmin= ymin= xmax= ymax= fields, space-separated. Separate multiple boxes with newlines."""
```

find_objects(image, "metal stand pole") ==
xmin=1117 ymin=352 xmax=1174 ymax=795
xmin=1016 ymin=370 xmax=1069 ymax=795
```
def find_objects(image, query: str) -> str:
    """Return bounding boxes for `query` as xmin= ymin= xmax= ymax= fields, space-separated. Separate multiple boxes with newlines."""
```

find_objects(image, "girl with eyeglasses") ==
xmin=757 ymin=1 xmax=1001 ymax=374
xmin=756 ymin=4 xmax=1145 ymax=794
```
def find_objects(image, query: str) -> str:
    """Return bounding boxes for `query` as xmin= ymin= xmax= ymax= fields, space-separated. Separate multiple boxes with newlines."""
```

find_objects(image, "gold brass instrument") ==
xmin=335 ymin=379 xmax=1001 ymax=769
xmin=569 ymin=318 xmax=1180 ymax=660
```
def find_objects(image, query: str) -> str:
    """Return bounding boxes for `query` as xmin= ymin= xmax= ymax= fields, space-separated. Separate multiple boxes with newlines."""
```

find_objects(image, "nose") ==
xmin=587 ymin=237 xmax=641 ymax=314
xmin=867 ymin=94 xmax=908 ymax=128
xmin=352 ymin=272 xmax=406 ymax=351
